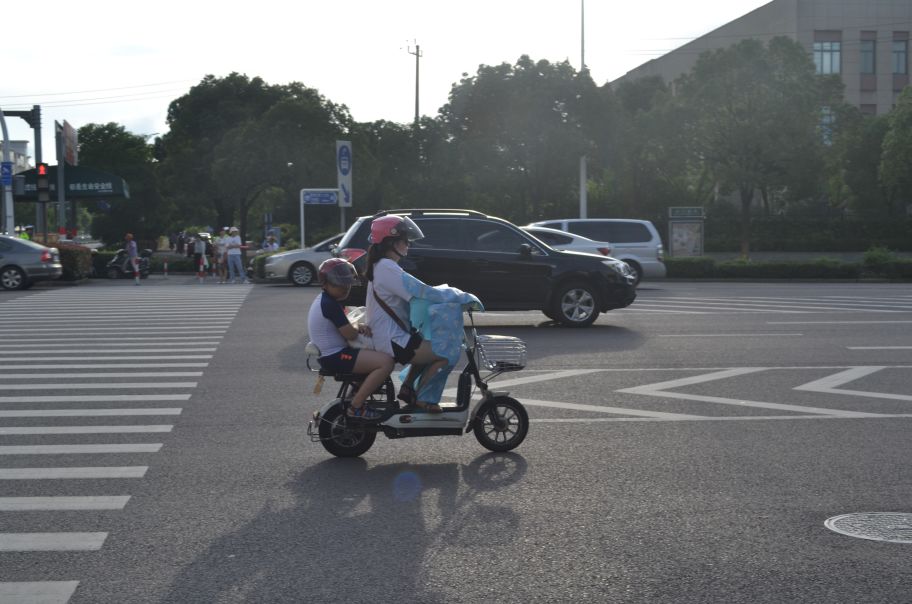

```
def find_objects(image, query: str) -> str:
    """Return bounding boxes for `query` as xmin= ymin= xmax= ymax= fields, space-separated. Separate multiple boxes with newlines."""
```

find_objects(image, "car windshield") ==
xmin=338 ymin=218 xmax=373 ymax=251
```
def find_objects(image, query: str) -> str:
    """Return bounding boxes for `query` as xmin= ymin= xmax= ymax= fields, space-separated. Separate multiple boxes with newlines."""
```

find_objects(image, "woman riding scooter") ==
xmin=365 ymin=215 xmax=449 ymax=413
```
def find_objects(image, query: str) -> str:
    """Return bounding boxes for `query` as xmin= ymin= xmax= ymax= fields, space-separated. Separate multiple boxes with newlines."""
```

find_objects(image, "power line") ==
xmin=0 ymin=80 xmax=195 ymax=101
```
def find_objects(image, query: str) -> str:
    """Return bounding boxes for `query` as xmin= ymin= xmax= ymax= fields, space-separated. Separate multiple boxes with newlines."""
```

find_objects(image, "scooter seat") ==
xmin=318 ymin=369 xmax=367 ymax=383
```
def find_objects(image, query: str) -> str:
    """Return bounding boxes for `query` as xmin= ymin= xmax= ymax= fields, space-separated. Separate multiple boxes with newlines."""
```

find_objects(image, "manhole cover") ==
xmin=825 ymin=513 xmax=912 ymax=543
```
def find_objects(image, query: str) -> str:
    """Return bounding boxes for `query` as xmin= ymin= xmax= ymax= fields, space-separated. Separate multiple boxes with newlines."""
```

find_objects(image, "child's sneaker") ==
xmin=346 ymin=405 xmax=383 ymax=421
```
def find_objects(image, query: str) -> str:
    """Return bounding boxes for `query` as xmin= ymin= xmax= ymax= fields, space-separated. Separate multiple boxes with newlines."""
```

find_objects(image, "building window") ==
xmin=861 ymin=40 xmax=876 ymax=74
xmin=860 ymin=104 xmax=877 ymax=116
xmin=814 ymin=41 xmax=841 ymax=74
xmin=894 ymin=40 xmax=908 ymax=74
xmin=820 ymin=106 xmax=835 ymax=145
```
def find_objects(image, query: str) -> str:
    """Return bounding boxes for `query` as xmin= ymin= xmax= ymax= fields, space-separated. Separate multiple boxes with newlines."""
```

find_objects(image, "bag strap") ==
xmin=372 ymin=289 xmax=410 ymax=333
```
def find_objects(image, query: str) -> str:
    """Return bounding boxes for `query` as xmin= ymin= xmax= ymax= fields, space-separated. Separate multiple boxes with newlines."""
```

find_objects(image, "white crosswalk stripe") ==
xmin=0 ymin=286 xmax=249 ymax=602
xmin=618 ymin=293 xmax=912 ymax=314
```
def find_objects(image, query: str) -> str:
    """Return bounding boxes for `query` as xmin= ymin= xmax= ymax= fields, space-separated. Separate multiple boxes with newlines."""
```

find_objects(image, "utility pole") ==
xmin=0 ymin=108 xmax=14 ymax=235
xmin=581 ymin=0 xmax=586 ymax=72
xmin=407 ymin=41 xmax=422 ymax=127
xmin=579 ymin=0 xmax=588 ymax=219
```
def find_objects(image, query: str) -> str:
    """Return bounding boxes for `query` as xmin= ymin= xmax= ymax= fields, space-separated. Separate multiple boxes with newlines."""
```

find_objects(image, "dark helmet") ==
xmin=369 ymin=215 xmax=424 ymax=244
xmin=318 ymin=258 xmax=359 ymax=286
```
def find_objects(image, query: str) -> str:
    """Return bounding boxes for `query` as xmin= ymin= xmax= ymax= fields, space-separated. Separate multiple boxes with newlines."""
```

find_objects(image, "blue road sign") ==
xmin=300 ymin=189 xmax=339 ymax=205
xmin=336 ymin=141 xmax=352 ymax=208
xmin=1 ymin=162 xmax=12 ymax=186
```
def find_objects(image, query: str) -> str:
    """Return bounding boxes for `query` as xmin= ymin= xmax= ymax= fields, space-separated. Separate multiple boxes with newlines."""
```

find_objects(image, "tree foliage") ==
xmin=73 ymin=45 xmax=912 ymax=252
xmin=677 ymin=37 xmax=830 ymax=256
xmin=77 ymin=123 xmax=170 ymax=246
xmin=879 ymin=87 xmax=912 ymax=214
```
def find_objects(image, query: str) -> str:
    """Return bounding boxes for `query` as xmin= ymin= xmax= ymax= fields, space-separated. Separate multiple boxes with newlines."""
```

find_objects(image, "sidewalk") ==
xmin=703 ymin=251 xmax=912 ymax=262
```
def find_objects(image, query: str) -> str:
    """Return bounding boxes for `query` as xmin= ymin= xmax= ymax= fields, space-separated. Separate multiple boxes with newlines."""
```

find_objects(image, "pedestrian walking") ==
xmin=215 ymin=227 xmax=229 ymax=284
xmin=125 ymin=232 xmax=140 ymax=285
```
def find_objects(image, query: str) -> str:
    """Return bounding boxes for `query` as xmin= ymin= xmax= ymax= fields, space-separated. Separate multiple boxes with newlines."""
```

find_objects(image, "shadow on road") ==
xmin=162 ymin=452 xmax=527 ymax=603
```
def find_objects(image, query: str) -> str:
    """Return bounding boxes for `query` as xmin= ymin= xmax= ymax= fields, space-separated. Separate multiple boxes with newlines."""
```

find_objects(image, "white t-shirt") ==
xmin=307 ymin=292 xmax=349 ymax=358
xmin=366 ymin=258 xmax=413 ymax=356
xmin=215 ymin=235 xmax=228 ymax=255
xmin=226 ymin=235 xmax=242 ymax=255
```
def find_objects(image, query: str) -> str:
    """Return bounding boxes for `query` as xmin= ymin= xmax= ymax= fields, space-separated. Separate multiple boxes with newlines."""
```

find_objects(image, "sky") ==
xmin=2 ymin=0 xmax=772 ymax=164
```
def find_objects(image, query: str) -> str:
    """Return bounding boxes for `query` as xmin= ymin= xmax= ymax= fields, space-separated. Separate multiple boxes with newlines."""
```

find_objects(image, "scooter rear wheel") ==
xmin=318 ymin=404 xmax=376 ymax=458
xmin=473 ymin=396 xmax=528 ymax=452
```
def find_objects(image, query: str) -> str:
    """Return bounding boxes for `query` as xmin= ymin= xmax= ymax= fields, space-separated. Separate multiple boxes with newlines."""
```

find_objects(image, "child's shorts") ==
xmin=318 ymin=347 xmax=360 ymax=373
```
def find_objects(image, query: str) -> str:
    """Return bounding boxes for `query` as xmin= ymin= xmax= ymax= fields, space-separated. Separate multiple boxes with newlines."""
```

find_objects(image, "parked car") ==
xmin=0 ymin=235 xmax=63 ymax=290
xmin=256 ymin=233 xmax=343 ymax=286
xmin=521 ymin=226 xmax=612 ymax=256
xmin=105 ymin=248 xmax=152 ymax=280
xmin=528 ymin=218 xmax=666 ymax=284
xmin=335 ymin=209 xmax=637 ymax=327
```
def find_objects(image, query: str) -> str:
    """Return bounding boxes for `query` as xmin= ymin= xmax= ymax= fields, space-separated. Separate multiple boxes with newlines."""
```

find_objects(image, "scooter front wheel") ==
xmin=318 ymin=404 xmax=376 ymax=458
xmin=473 ymin=396 xmax=528 ymax=452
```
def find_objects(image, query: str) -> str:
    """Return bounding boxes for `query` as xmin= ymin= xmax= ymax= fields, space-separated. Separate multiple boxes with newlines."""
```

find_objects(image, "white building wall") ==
xmin=612 ymin=0 xmax=912 ymax=115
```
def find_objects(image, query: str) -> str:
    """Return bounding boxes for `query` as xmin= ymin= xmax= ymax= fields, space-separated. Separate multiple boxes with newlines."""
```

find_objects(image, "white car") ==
xmin=528 ymin=219 xmax=666 ymax=284
xmin=521 ymin=226 xmax=612 ymax=256
xmin=260 ymin=233 xmax=342 ymax=286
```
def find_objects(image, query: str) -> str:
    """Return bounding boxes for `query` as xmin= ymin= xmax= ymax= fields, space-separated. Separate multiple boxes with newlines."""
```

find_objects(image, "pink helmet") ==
xmin=368 ymin=215 xmax=424 ymax=244
xmin=318 ymin=258 xmax=359 ymax=286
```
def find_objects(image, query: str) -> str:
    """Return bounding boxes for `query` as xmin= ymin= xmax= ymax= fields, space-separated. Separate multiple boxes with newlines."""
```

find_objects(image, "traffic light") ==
xmin=36 ymin=163 xmax=50 ymax=203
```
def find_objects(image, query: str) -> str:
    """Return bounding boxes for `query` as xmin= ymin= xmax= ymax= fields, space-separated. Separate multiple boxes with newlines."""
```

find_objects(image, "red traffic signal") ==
xmin=36 ymin=163 xmax=50 ymax=203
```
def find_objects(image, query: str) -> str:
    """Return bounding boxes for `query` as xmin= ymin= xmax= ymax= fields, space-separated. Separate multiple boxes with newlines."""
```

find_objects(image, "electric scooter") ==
xmin=306 ymin=308 xmax=529 ymax=457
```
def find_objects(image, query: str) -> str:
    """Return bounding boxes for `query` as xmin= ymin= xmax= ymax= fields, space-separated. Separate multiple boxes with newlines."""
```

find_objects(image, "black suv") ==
xmin=337 ymin=209 xmax=637 ymax=327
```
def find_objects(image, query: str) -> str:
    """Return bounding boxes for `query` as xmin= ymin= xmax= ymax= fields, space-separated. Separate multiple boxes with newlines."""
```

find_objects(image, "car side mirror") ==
xmin=518 ymin=243 xmax=533 ymax=257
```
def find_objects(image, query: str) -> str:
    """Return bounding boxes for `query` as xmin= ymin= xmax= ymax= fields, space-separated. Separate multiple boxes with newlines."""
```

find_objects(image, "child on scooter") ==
xmin=307 ymin=258 xmax=394 ymax=421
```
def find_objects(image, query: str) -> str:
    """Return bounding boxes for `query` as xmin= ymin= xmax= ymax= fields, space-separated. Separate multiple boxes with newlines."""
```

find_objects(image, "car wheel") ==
xmin=550 ymin=280 xmax=600 ymax=327
xmin=107 ymin=267 xmax=121 ymax=280
xmin=0 ymin=266 xmax=27 ymax=290
xmin=624 ymin=261 xmax=642 ymax=286
xmin=289 ymin=262 xmax=316 ymax=286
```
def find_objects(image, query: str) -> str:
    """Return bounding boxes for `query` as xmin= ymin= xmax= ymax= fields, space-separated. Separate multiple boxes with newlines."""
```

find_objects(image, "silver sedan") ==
xmin=260 ymin=233 xmax=342 ymax=286
xmin=0 ymin=235 xmax=63 ymax=290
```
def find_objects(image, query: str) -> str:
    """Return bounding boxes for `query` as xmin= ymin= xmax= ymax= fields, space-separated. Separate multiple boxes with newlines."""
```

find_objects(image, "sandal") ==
xmin=397 ymin=383 xmax=416 ymax=406
xmin=413 ymin=400 xmax=443 ymax=414
xmin=346 ymin=404 xmax=383 ymax=421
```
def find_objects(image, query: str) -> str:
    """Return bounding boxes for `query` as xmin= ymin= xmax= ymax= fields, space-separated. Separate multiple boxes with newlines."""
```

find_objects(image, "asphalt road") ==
xmin=1 ymin=277 xmax=911 ymax=603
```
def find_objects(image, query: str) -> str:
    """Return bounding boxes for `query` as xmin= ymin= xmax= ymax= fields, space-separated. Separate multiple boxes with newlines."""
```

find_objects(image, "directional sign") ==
xmin=1 ymin=162 xmax=12 ymax=187
xmin=668 ymin=206 xmax=704 ymax=219
xmin=336 ymin=140 xmax=352 ymax=208
xmin=300 ymin=189 xmax=339 ymax=205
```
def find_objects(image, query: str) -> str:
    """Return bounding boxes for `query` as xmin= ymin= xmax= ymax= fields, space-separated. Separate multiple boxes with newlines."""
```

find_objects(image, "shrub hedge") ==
xmin=664 ymin=254 xmax=912 ymax=280
xmin=57 ymin=244 xmax=93 ymax=281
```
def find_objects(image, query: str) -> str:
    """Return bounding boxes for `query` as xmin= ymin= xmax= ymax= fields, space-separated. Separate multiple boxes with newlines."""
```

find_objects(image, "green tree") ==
xmin=879 ymin=87 xmax=912 ymax=215
xmin=824 ymin=105 xmax=890 ymax=216
xmin=677 ymin=37 xmax=831 ymax=256
xmin=598 ymin=77 xmax=701 ymax=221
xmin=440 ymin=56 xmax=596 ymax=223
xmin=159 ymin=74 xmax=351 ymax=240
xmin=77 ymin=123 xmax=169 ymax=246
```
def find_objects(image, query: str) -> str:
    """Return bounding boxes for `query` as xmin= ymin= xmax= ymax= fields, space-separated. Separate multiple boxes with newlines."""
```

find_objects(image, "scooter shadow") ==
xmin=162 ymin=452 xmax=527 ymax=603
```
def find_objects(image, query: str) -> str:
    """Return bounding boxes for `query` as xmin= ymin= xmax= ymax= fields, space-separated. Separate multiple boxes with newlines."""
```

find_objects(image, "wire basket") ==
xmin=475 ymin=335 xmax=527 ymax=372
